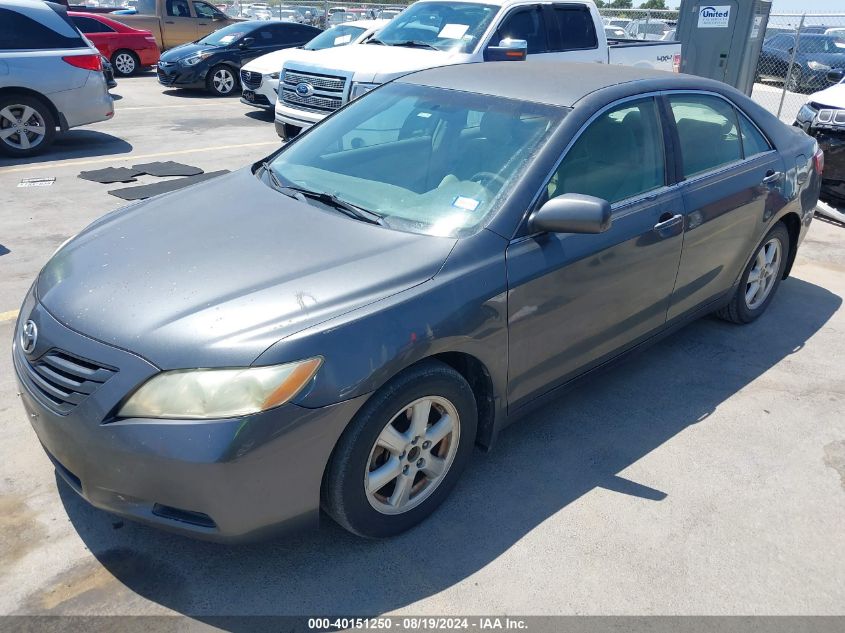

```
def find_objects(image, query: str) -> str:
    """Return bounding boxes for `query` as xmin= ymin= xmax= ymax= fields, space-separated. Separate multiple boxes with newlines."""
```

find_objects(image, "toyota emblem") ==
xmin=20 ymin=320 xmax=38 ymax=355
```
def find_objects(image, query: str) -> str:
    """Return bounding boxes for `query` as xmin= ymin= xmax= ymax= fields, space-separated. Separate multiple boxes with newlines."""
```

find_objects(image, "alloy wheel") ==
xmin=114 ymin=52 xmax=136 ymax=75
xmin=745 ymin=238 xmax=781 ymax=310
xmin=364 ymin=396 xmax=460 ymax=515
xmin=0 ymin=105 xmax=46 ymax=151
xmin=212 ymin=69 xmax=235 ymax=94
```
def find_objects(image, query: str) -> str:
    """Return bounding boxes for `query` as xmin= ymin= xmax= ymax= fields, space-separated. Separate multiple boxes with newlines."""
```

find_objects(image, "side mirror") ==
xmin=528 ymin=194 xmax=612 ymax=235
xmin=484 ymin=38 xmax=528 ymax=62
xmin=213 ymin=12 xmax=226 ymax=20
xmin=827 ymin=69 xmax=844 ymax=84
xmin=239 ymin=36 xmax=255 ymax=48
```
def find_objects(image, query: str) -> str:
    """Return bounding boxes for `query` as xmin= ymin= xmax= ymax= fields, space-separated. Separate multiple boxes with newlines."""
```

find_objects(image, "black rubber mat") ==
xmin=131 ymin=161 xmax=204 ymax=177
xmin=107 ymin=170 xmax=229 ymax=201
xmin=78 ymin=167 xmax=142 ymax=184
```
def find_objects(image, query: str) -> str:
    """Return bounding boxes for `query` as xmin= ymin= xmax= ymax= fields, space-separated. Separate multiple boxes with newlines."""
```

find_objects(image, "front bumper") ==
xmin=274 ymin=100 xmax=324 ymax=133
xmin=240 ymin=71 xmax=277 ymax=109
xmin=13 ymin=295 xmax=366 ymax=542
xmin=795 ymin=107 xmax=845 ymax=202
xmin=138 ymin=46 xmax=160 ymax=68
xmin=156 ymin=62 xmax=206 ymax=90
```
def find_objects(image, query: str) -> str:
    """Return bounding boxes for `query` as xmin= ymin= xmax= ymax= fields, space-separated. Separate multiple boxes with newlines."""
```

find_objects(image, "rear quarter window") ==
xmin=551 ymin=6 xmax=598 ymax=50
xmin=0 ymin=8 xmax=86 ymax=50
xmin=70 ymin=16 xmax=116 ymax=34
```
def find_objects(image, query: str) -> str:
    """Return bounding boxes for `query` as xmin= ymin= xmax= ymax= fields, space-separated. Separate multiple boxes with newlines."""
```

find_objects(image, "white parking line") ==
xmin=0 ymin=141 xmax=280 ymax=175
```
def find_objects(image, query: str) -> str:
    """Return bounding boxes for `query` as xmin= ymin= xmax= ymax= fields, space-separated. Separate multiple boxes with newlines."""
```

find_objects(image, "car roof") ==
xmin=399 ymin=61 xmax=679 ymax=107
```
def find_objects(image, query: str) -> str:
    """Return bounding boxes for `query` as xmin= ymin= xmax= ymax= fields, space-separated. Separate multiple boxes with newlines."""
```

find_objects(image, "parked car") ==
xmin=795 ymin=69 xmax=845 ymax=213
xmin=93 ymin=0 xmax=244 ymax=50
xmin=0 ymin=0 xmax=113 ymax=157
xmin=240 ymin=19 xmax=388 ymax=110
xmin=275 ymin=0 xmax=682 ymax=139
xmin=758 ymin=33 xmax=845 ymax=93
xmin=624 ymin=18 xmax=672 ymax=41
xmin=68 ymin=11 xmax=159 ymax=75
xmin=604 ymin=17 xmax=630 ymax=30
xmin=101 ymin=54 xmax=118 ymax=87
xmin=376 ymin=8 xmax=400 ymax=20
xmin=14 ymin=60 xmax=820 ymax=541
xmin=157 ymin=20 xmax=321 ymax=95
xmin=604 ymin=25 xmax=626 ymax=40
xmin=277 ymin=9 xmax=300 ymax=22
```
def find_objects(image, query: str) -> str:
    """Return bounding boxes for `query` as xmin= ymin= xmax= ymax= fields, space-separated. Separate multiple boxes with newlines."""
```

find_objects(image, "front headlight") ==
xmin=181 ymin=52 xmax=212 ymax=67
xmin=350 ymin=82 xmax=379 ymax=100
xmin=808 ymin=61 xmax=831 ymax=71
xmin=118 ymin=357 xmax=322 ymax=419
xmin=268 ymin=71 xmax=280 ymax=80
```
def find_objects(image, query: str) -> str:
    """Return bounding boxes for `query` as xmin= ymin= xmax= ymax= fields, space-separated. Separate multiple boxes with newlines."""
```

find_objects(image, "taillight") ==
xmin=813 ymin=147 xmax=824 ymax=174
xmin=62 ymin=54 xmax=102 ymax=71
xmin=672 ymin=53 xmax=681 ymax=73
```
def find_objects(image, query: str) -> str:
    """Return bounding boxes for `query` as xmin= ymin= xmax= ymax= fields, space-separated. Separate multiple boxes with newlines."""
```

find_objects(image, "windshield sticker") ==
xmin=417 ymin=112 xmax=432 ymax=118
xmin=218 ymin=34 xmax=238 ymax=44
xmin=452 ymin=196 xmax=480 ymax=211
xmin=334 ymin=34 xmax=352 ymax=45
xmin=438 ymin=23 xmax=470 ymax=39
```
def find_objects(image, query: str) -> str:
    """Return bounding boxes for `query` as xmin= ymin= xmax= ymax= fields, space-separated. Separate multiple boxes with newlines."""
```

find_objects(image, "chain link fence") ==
xmin=221 ymin=1 xmax=409 ymax=27
xmin=597 ymin=8 xmax=679 ymax=41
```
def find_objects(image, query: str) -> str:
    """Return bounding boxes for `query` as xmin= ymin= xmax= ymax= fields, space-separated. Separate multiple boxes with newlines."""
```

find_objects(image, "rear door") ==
xmin=505 ymin=96 xmax=684 ymax=408
xmin=664 ymin=92 xmax=786 ymax=320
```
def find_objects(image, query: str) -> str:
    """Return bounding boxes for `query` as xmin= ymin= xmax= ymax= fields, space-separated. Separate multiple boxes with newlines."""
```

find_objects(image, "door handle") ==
xmin=165 ymin=20 xmax=175 ymax=23
xmin=762 ymin=170 xmax=783 ymax=184
xmin=653 ymin=213 xmax=683 ymax=232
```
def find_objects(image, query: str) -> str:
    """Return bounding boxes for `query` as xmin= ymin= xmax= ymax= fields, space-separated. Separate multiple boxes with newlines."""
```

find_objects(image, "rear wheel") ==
xmin=716 ymin=223 xmax=790 ymax=324
xmin=207 ymin=65 xmax=238 ymax=96
xmin=112 ymin=50 xmax=139 ymax=77
xmin=0 ymin=95 xmax=55 ymax=157
xmin=322 ymin=360 xmax=477 ymax=538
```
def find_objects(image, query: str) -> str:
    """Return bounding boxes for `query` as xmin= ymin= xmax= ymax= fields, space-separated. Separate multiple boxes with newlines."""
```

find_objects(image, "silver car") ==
xmin=0 ymin=0 xmax=114 ymax=157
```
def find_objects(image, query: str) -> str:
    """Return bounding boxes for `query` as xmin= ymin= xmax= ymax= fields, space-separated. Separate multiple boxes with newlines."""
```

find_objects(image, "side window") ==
xmin=287 ymin=26 xmax=317 ymax=42
xmin=0 ymin=8 xmax=86 ymax=50
xmin=166 ymin=0 xmax=191 ymax=18
xmin=257 ymin=28 xmax=275 ymax=43
xmin=669 ymin=94 xmax=742 ymax=177
xmin=550 ymin=6 xmax=598 ymax=51
xmin=70 ymin=16 xmax=115 ymax=34
xmin=495 ymin=7 xmax=548 ymax=54
xmin=738 ymin=113 xmax=772 ymax=157
xmin=193 ymin=1 xmax=217 ymax=19
xmin=548 ymin=98 xmax=665 ymax=204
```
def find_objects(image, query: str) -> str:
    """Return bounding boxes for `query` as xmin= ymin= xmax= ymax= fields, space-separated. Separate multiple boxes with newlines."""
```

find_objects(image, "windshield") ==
xmin=799 ymin=36 xmax=845 ymax=53
xmin=199 ymin=23 xmax=250 ymax=46
xmin=373 ymin=2 xmax=499 ymax=53
xmin=265 ymin=83 xmax=563 ymax=238
xmin=304 ymin=24 xmax=367 ymax=49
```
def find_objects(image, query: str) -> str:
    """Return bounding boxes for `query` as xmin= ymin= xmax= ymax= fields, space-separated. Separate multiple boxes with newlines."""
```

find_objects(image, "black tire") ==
xmin=322 ymin=360 xmax=478 ymax=538
xmin=0 ymin=94 xmax=56 ymax=157
xmin=206 ymin=64 xmax=238 ymax=96
xmin=785 ymin=65 xmax=802 ymax=93
xmin=716 ymin=223 xmax=791 ymax=324
xmin=111 ymin=50 xmax=139 ymax=77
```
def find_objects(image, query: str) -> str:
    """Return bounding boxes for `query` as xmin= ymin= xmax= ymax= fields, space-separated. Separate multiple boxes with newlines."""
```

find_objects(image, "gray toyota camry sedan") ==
xmin=13 ymin=61 xmax=821 ymax=541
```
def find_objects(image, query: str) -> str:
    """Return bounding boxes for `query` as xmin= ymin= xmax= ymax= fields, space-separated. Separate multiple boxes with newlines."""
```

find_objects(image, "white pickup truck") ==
xmin=274 ymin=0 xmax=681 ymax=138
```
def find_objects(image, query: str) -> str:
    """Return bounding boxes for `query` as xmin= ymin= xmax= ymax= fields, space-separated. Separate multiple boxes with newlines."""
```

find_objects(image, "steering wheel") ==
xmin=470 ymin=171 xmax=507 ymax=189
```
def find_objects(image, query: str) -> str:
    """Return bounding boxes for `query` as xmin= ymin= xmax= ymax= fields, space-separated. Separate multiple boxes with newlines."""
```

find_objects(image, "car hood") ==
xmin=160 ymin=42 xmax=218 ymax=62
xmin=285 ymin=43 xmax=470 ymax=83
xmin=809 ymin=82 xmax=845 ymax=109
xmin=37 ymin=169 xmax=457 ymax=369
xmin=242 ymin=47 xmax=311 ymax=74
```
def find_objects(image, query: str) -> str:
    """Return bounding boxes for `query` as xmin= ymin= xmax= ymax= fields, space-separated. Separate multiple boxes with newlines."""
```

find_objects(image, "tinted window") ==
xmin=669 ymin=95 xmax=741 ymax=177
xmin=0 ymin=8 xmax=86 ymax=50
xmin=166 ymin=0 xmax=191 ymax=17
xmin=551 ymin=6 xmax=598 ymax=50
xmin=739 ymin=114 xmax=772 ymax=157
xmin=549 ymin=98 xmax=665 ymax=204
xmin=70 ymin=16 xmax=115 ymax=34
xmin=496 ymin=7 xmax=548 ymax=54
xmin=287 ymin=25 xmax=320 ymax=42
xmin=799 ymin=36 xmax=845 ymax=53
xmin=769 ymin=34 xmax=793 ymax=49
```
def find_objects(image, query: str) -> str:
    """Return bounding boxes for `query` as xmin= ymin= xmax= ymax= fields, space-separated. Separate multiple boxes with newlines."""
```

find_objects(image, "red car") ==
xmin=68 ymin=12 xmax=159 ymax=77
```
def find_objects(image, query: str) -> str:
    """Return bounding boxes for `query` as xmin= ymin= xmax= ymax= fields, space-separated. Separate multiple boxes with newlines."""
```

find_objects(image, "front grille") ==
xmin=281 ymin=89 xmax=342 ymax=112
xmin=157 ymin=70 xmax=176 ymax=85
xmin=240 ymin=69 xmax=262 ymax=90
xmin=16 ymin=347 xmax=116 ymax=415
xmin=283 ymin=70 xmax=345 ymax=92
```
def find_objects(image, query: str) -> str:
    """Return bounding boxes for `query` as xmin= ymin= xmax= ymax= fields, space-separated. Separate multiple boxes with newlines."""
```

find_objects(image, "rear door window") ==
xmin=0 ymin=8 xmax=86 ymax=49
xmin=549 ymin=4 xmax=598 ymax=50
xmin=668 ymin=94 xmax=742 ymax=178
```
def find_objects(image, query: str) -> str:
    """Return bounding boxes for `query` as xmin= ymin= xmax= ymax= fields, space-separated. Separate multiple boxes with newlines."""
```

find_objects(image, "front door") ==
xmin=506 ymin=96 xmax=684 ymax=408
xmin=162 ymin=0 xmax=197 ymax=50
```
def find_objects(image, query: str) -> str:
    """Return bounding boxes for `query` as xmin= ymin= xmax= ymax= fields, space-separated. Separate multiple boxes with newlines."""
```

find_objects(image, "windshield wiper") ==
xmin=366 ymin=37 xmax=387 ymax=45
xmin=278 ymin=183 xmax=385 ymax=225
xmin=390 ymin=40 xmax=440 ymax=50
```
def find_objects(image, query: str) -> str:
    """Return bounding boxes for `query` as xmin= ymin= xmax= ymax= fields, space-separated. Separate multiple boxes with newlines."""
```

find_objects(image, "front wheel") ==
xmin=322 ymin=360 xmax=477 ymax=538
xmin=716 ymin=223 xmax=790 ymax=324
xmin=207 ymin=65 xmax=238 ymax=96
xmin=785 ymin=65 xmax=803 ymax=93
